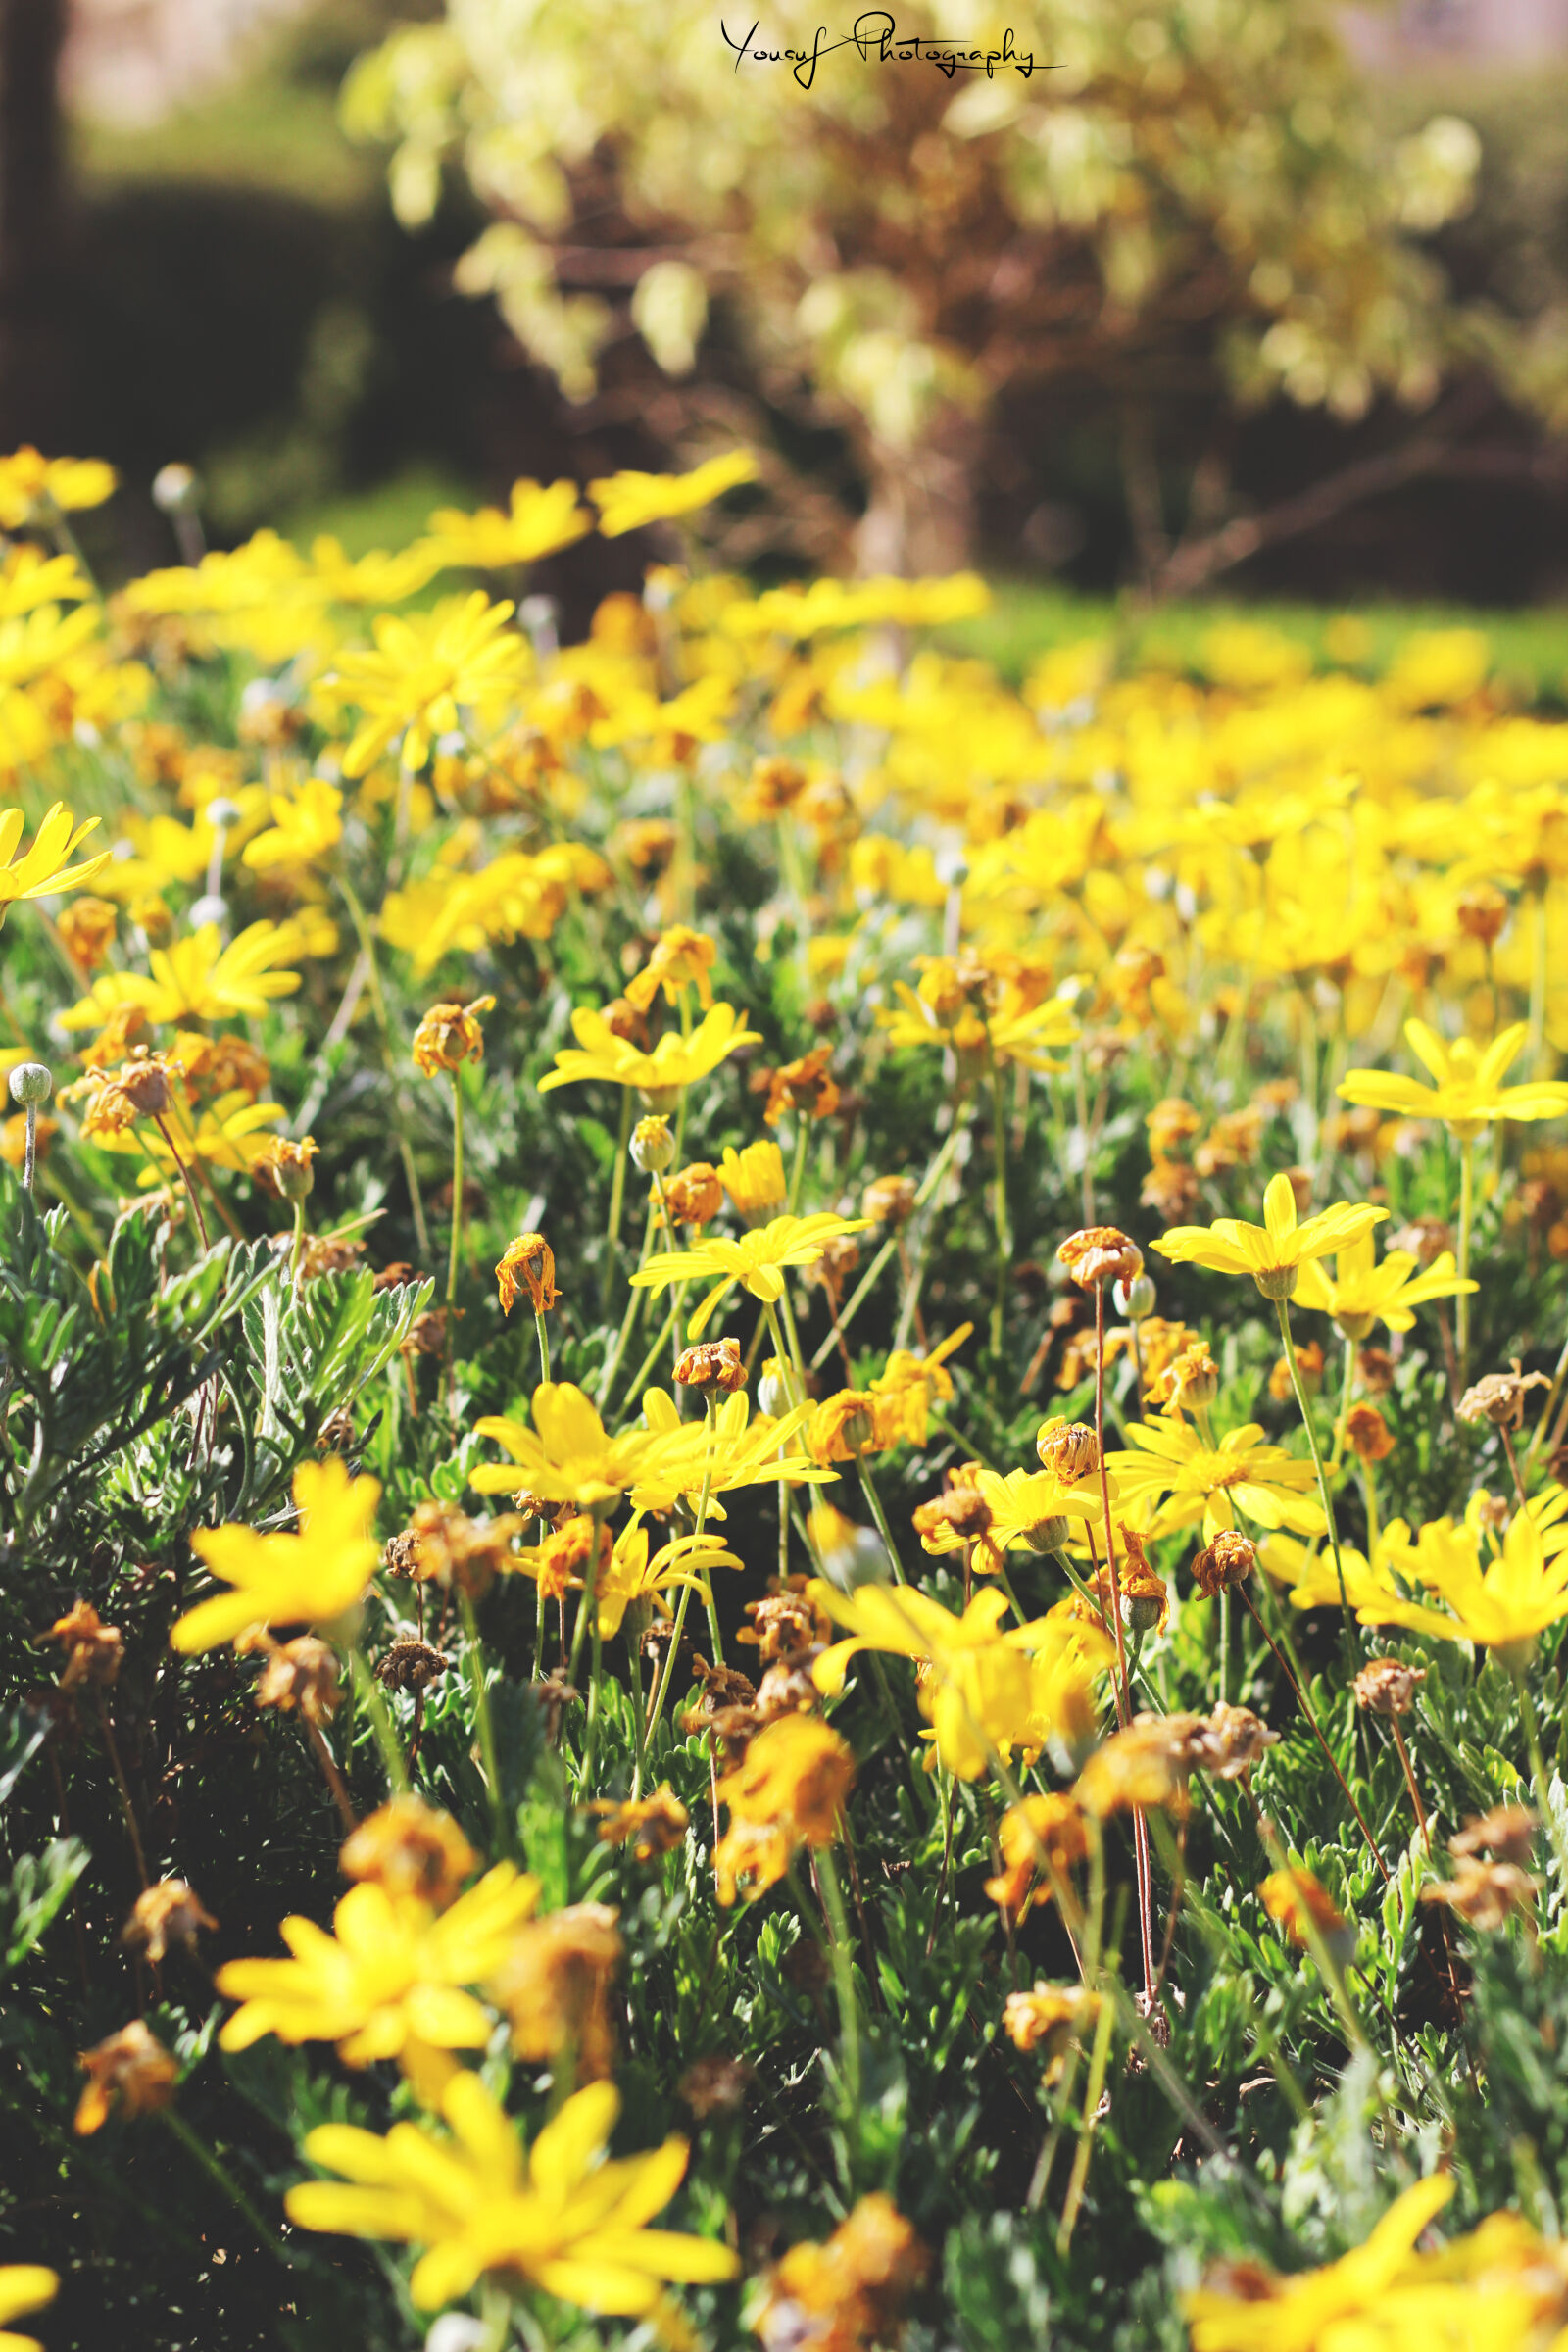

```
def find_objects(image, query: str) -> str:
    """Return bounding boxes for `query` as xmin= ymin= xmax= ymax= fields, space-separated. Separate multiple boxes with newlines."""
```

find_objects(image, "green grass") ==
xmin=938 ymin=578 xmax=1568 ymax=696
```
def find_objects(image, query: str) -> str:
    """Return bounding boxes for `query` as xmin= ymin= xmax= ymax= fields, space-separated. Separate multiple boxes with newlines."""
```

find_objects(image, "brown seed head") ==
xmin=1057 ymin=1225 xmax=1143 ymax=1291
xmin=490 ymin=1902 xmax=622 ymax=2082
xmin=1353 ymin=1657 xmax=1426 ymax=1717
xmin=1191 ymin=1703 xmax=1279 ymax=1780
xmin=1458 ymin=1360 xmax=1551 ymax=1431
xmin=1191 ymin=1531 xmax=1257 ymax=1599
xmin=243 ymin=1632 xmax=342 ymax=1724
xmin=374 ymin=1637 xmax=449 ymax=1694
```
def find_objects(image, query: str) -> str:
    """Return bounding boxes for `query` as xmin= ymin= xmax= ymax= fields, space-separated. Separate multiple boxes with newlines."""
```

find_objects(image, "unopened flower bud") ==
xmin=152 ymin=462 xmax=200 ymax=514
xmin=187 ymin=893 xmax=229 ymax=930
xmin=1114 ymin=1273 xmax=1156 ymax=1322
xmin=204 ymin=797 xmax=242 ymax=833
xmin=630 ymin=1114 xmax=675 ymax=1174
xmin=9 ymin=1062 xmax=52 ymax=1106
xmin=758 ymin=1358 xmax=793 ymax=1418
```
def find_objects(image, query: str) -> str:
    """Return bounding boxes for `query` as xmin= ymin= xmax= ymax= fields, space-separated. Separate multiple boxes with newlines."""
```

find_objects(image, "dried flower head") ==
xmin=1146 ymin=1341 xmax=1220 ymax=1417
xmin=755 ymin=2193 xmax=928 ymax=2352
xmin=412 ymin=995 xmax=495 ymax=1077
xmin=1075 ymin=1712 xmax=1203 ymax=1818
xmin=662 ymin=1162 xmax=724 ymax=1229
xmin=1450 ymin=1805 xmax=1540 ymax=1867
xmin=74 ymin=2021 xmax=178 ymax=2135
xmin=678 ymin=2053 xmax=751 ymax=2118
xmin=713 ymin=1714 xmax=855 ymax=1904
xmin=1353 ymin=1657 xmax=1427 ymax=1717
xmin=1035 ymin=1419 xmax=1100 ymax=1482
xmin=254 ymin=1134 xmax=318 ymax=1202
xmin=490 ymin=1901 xmax=622 ymax=2082
xmin=1344 ymin=1402 xmax=1396 ymax=1461
xmin=1191 ymin=1703 xmax=1279 ymax=1780
xmin=122 ymin=1880 xmax=217 ymax=1967
xmin=1002 ymin=1983 xmax=1102 ymax=2078
xmin=374 ymin=1637 xmax=449 ymax=1694
xmin=985 ymin=1792 xmax=1090 ymax=1918
xmin=340 ymin=1796 xmax=477 ymax=1909
xmin=1191 ymin=1530 xmax=1257 ymax=1599
xmin=495 ymin=1232 xmax=559 ymax=1316
xmin=242 ymin=1632 xmax=342 ymax=1724
xmin=763 ymin=1044 xmax=840 ymax=1126
xmin=591 ymin=1788 xmax=690 ymax=1861
xmin=673 ymin=1336 xmax=747 ymax=1393
xmin=1058 ymin=1225 xmax=1144 ymax=1291
xmin=912 ymin=1480 xmax=993 ymax=1548
xmin=1458 ymin=1359 xmax=1551 ymax=1431
xmin=40 ymin=1600 xmax=123 ymax=1690
xmin=386 ymin=1501 xmax=523 ymax=1598
xmin=739 ymin=1587 xmax=825 ymax=1666
xmin=862 ymin=1173 xmax=917 ymax=1228
xmin=1421 ymin=1858 xmax=1541 ymax=1931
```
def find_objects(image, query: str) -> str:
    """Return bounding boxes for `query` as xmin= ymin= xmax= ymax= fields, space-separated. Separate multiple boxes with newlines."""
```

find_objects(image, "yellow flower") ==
xmin=285 ymin=2072 xmax=740 ymax=2314
xmin=1104 ymin=1416 xmax=1324 ymax=1545
xmin=590 ymin=449 xmax=758 ymax=537
xmin=622 ymin=924 xmax=717 ymax=1013
xmin=807 ymin=1581 xmax=1092 ymax=1781
xmin=1358 ymin=1508 xmax=1568 ymax=1657
xmin=630 ymin=1211 xmax=872 ymax=1340
xmin=538 ymin=1000 xmax=760 ymax=1098
xmin=591 ymin=1522 xmax=743 ymax=1640
xmin=1182 ymin=2175 xmax=1454 ymax=2351
xmin=1339 ymin=1020 xmax=1568 ymax=1142
xmin=241 ymin=778 xmax=344 ymax=873
xmin=217 ymin=1864 xmax=538 ymax=2071
xmin=877 ymin=979 xmax=1078 ymax=1074
xmin=866 ymin=1324 xmax=972 ymax=1446
xmin=633 ymin=1387 xmax=837 ymax=1514
xmin=1291 ymin=1229 xmax=1476 ymax=1340
xmin=915 ymin=1464 xmax=1104 ymax=1557
xmin=718 ymin=1139 xmax=788 ymax=1219
xmin=171 ymin=1459 xmax=381 ymax=1652
xmin=320 ymin=592 xmax=531 ymax=777
xmin=423 ymin=478 xmax=591 ymax=571
xmin=713 ymin=1714 xmax=855 ymax=1904
xmin=0 ymin=446 xmax=116 ymax=525
xmin=1152 ymin=1171 xmax=1387 ymax=1300
xmin=470 ymin=1381 xmax=695 ymax=1509
xmin=59 ymin=920 xmax=304 ymax=1031
xmin=305 ymin=534 xmax=443 ymax=606
xmin=0 ymin=2266 xmax=57 ymax=2352
xmin=0 ymin=801 xmax=107 ymax=921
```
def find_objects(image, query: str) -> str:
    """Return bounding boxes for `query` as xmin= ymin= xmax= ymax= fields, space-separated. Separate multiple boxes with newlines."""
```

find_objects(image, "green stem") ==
xmin=338 ymin=873 xmax=429 ymax=1261
xmin=596 ymin=1194 xmax=659 ymax=1410
xmin=644 ymin=1576 xmax=697 ymax=1760
xmin=1276 ymin=1294 xmax=1357 ymax=1661
xmin=856 ymin=1448 xmax=905 ymax=1584
xmin=1530 ymin=879 xmax=1549 ymax=1075
xmin=459 ymin=1591 xmax=507 ymax=1853
xmin=289 ymin=1197 xmax=306 ymax=1298
xmin=815 ymin=1847 xmax=862 ymax=2126
xmin=162 ymin=2111 xmax=296 ymax=2268
xmin=447 ymin=1076 xmax=466 ymax=1314
xmin=534 ymin=1309 xmax=551 ymax=1386
xmin=601 ymin=1090 xmax=633 ymax=1314
xmin=787 ymin=1118 xmax=810 ymax=1217
xmin=349 ymin=1647 xmax=409 ymax=1792
xmin=989 ymin=1055 xmax=1011 ymax=1357
xmin=1456 ymin=1134 xmax=1474 ymax=1375
xmin=1327 ymin=1332 xmax=1355 ymax=1472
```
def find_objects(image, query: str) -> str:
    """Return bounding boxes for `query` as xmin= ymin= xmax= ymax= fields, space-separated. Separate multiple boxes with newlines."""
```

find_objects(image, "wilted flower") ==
xmin=862 ymin=1172 xmax=917 ymax=1227
xmin=673 ymin=1336 xmax=747 ymax=1393
xmin=1036 ymin=1419 xmax=1100 ymax=1482
xmin=40 ymin=1600 xmax=123 ymax=1690
xmin=122 ymin=1880 xmax=217 ymax=1967
xmin=1190 ymin=1703 xmax=1279 ymax=1779
xmin=1458 ymin=1360 xmax=1551 ymax=1431
xmin=340 ymin=1797 xmax=477 ymax=1909
xmin=1450 ymin=1805 xmax=1540 ymax=1866
xmin=1058 ymin=1225 xmax=1143 ymax=1291
xmin=1345 ymin=1403 xmax=1396 ymax=1461
xmin=1002 ymin=1984 xmax=1102 ymax=2079
xmin=490 ymin=1901 xmax=623 ymax=2081
xmin=412 ymin=995 xmax=495 ymax=1077
xmin=1190 ymin=1530 xmax=1257 ymax=1598
xmin=1075 ymin=1713 xmax=1203 ymax=1817
xmin=243 ymin=1631 xmax=342 ymax=1723
xmin=763 ymin=1044 xmax=840 ymax=1126
xmin=1353 ymin=1657 xmax=1426 ymax=1717
xmin=754 ymin=2193 xmax=927 ymax=2352
xmin=74 ymin=2021 xmax=178 ymax=2134
xmin=1421 ymin=1858 xmax=1541 ymax=1930
xmin=592 ymin=1788 xmax=690 ymax=1861
xmin=663 ymin=1161 xmax=724 ymax=1227
xmin=713 ymin=1714 xmax=855 ymax=1904
xmin=496 ymin=1231 xmax=560 ymax=1315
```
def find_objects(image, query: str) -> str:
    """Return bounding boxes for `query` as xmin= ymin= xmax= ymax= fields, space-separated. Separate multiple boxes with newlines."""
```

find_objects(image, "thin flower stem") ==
xmin=1239 ymin=1588 xmax=1389 ymax=1884
xmin=1057 ymin=1972 xmax=1117 ymax=2254
xmin=1328 ymin=1333 xmax=1356 ymax=1472
xmin=989 ymin=1056 xmax=1011 ymax=1357
xmin=22 ymin=1102 xmax=36 ymax=1190
xmin=1249 ymin=1800 xmax=1372 ymax=2057
xmin=534 ymin=1308 xmax=552 ymax=1387
xmin=304 ymin=1717 xmax=357 ymax=1832
xmin=151 ymin=1115 xmax=211 ymax=1250
xmin=815 ymin=1846 xmax=862 ymax=2124
xmin=596 ymin=1195 xmax=659 ymax=1410
xmin=787 ymin=1119 xmax=810 ymax=1217
xmin=694 ymin=1396 xmax=724 ymax=1664
xmin=810 ymin=1232 xmax=899 ymax=1374
xmin=644 ymin=1577 xmax=697 ymax=1767
xmin=96 ymin=1698 xmax=149 ymax=1888
xmin=1275 ymin=1295 xmax=1358 ymax=1664
xmin=1500 ymin=1421 xmax=1530 ymax=1513
xmin=1457 ymin=1134 xmax=1475 ymax=1375
xmin=619 ymin=1296 xmax=681 ymax=1416
xmin=1073 ymin=1046 xmax=1095 ymax=1225
xmin=459 ymin=1592 xmax=506 ymax=1852
xmin=601 ymin=1089 xmax=633 ymax=1315
xmin=855 ymin=1446 xmax=905 ymax=1585
xmin=446 ymin=1076 xmax=466 ymax=1314
xmin=337 ymin=872 xmax=429 ymax=1261
xmin=349 ymin=1647 xmax=409 ymax=1793
xmin=289 ymin=1198 xmax=307 ymax=1298
xmin=162 ymin=2110 xmax=297 ymax=2268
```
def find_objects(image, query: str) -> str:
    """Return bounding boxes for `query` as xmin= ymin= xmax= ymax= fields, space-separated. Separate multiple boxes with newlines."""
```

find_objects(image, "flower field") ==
xmin=7 ymin=443 xmax=1568 ymax=2349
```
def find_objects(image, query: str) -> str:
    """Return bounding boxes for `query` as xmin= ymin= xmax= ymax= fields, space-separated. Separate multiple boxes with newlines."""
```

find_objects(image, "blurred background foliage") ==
xmin=8 ymin=0 xmax=1568 ymax=609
